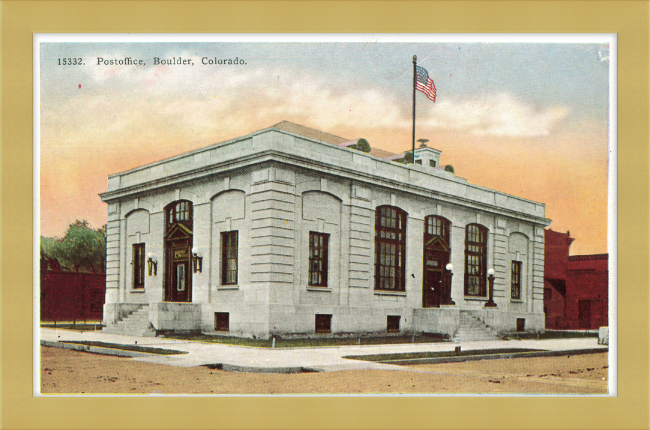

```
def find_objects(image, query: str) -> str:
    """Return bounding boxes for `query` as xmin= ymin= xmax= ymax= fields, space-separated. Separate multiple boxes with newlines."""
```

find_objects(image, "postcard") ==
xmin=35 ymin=34 xmax=615 ymax=397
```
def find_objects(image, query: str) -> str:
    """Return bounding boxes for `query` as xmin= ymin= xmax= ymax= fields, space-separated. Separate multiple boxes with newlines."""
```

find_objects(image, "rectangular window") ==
xmin=308 ymin=232 xmax=329 ymax=287
xmin=464 ymin=224 xmax=488 ymax=296
xmin=387 ymin=315 xmax=400 ymax=333
xmin=415 ymin=159 xmax=422 ymax=165
xmin=215 ymin=312 xmax=229 ymax=332
xmin=315 ymin=314 xmax=332 ymax=334
xmin=133 ymin=243 xmax=145 ymax=289
xmin=511 ymin=261 xmax=522 ymax=299
xmin=429 ymin=160 xmax=436 ymax=167
xmin=375 ymin=206 xmax=407 ymax=291
xmin=221 ymin=231 xmax=238 ymax=285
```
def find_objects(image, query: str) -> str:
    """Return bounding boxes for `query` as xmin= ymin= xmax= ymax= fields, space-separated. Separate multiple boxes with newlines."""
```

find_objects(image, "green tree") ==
xmin=403 ymin=151 xmax=414 ymax=164
xmin=41 ymin=220 xmax=106 ymax=273
xmin=349 ymin=138 xmax=371 ymax=153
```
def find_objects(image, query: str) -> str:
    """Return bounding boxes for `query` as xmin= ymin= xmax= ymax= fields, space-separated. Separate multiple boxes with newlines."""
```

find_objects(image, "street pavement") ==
xmin=40 ymin=327 xmax=608 ymax=373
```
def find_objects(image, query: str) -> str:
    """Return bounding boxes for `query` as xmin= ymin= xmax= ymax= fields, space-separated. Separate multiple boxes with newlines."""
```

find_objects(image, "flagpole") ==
xmin=412 ymin=55 xmax=417 ymax=164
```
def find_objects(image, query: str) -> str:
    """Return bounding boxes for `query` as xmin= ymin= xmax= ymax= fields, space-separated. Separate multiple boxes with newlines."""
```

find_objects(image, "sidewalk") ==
xmin=40 ymin=327 xmax=608 ymax=373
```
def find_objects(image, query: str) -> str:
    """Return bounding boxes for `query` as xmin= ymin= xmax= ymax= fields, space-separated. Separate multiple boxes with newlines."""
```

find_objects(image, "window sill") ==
xmin=217 ymin=285 xmax=239 ymax=291
xmin=374 ymin=290 xmax=407 ymax=297
xmin=130 ymin=288 xmax=146 ymax=293
xmin=307 ymin=287 xmax=332 ymax=292
xmin=464 ymin=296 xmax=487 ymax=301
xmin=510 ymin=299 xmax=524 ymax=303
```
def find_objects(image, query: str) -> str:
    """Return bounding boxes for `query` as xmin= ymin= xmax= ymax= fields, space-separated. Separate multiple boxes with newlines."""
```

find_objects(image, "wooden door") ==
xmin=578 ymin=300 xmax=591 ymax=329
xmin=423 ymin=252 xmax=442 ymax=308
xmin=423 ymin=269 xmax=442 ymax=308
xmin=165 ymin=237 xmax=192 ymax=302
xmin=422 ymin=237 xmax=450 ymax=308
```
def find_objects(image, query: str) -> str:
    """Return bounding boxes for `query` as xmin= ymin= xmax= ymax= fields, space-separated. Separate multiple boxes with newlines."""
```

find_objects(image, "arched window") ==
xmin=165 ymin=200 xmax=193 ymax=232
xmin=424 ymin=215 xmax=450 ymax=245
xmin=465 ymin=224 xmax=488 ymax=296
xmin=375 ymin=206 xmax=407 ymax=291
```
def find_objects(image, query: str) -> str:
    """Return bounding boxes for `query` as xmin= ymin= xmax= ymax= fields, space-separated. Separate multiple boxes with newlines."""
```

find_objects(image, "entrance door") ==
xmin=422 ymin=218 xmax=451 ymax=307
xmin=165 ymin=237 xmax=192 ymax=302
xmin=578 ymin=300 xmax=591 ymax=329
xmin=423 ymin=253 xmax=442 ymax=308
xmin=424 ymin=269 xmax=442 ymax=307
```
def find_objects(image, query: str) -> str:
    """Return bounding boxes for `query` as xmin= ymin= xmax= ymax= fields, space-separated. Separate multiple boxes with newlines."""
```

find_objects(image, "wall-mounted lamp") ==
xmin=147 ymin=253 xmax=157 ymax=277
xmin=443 ymin=263 xmax=455 ymax=305
xmin=192 ymin=247 xmax=203 ymax=274
xmin=485 ymin=268 xmax=497 ymax=308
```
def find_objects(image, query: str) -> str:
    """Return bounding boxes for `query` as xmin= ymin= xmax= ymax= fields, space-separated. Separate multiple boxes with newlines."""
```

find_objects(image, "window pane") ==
xmin=133 ymin=243 xmax=145 ymax=288
xmin=511 ymin=261 xmax=522 ymax=299
xmin=375 ymin=207 xmax=406 ymax=292
xmin=308 ymin=232 xmax=329 ymax=287
xmin=177 ymin=264 xmax=185 ymax=291
xmin=222 ymin=232 xmax=238 ymax=285
xmin=465 ymin=224 xmax=488 ymax=296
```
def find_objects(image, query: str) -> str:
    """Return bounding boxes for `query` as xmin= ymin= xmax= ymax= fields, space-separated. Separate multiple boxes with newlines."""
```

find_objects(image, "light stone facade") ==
xmin=100 ymin=123 xmax=550 ymax=339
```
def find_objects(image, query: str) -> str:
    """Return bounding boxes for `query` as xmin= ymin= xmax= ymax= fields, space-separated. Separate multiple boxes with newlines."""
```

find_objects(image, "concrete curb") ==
xmin=41 ymin=340 xmax=186 ymax=358
xmin=363 ymin=347 xmax=609 ymax=366
xmin=202 ymin=363 xmax=320 ymax=374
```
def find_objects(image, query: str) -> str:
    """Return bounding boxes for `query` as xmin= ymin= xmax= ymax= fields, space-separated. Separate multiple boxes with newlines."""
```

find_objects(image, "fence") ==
xmin=40 ymin=271 xmax=105 ymax=323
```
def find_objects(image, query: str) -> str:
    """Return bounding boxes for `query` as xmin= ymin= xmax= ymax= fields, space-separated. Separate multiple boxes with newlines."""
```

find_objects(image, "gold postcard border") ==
xmin=2 ymin=1 xmax=647 ymax=429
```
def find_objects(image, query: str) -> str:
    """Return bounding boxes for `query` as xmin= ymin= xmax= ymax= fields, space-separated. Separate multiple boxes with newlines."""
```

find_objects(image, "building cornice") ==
xmin=100 ymin=152 xmax=549 ymax=227
xmin=568 ymin=254 xmax=609 ymax=261
xmin=99 ymin=128 xmax=551 ymax=226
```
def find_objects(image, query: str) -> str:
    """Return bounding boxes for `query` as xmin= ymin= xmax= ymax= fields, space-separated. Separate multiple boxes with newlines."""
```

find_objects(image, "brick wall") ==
xmin=40 ymin=271 xmax=106 ymax=322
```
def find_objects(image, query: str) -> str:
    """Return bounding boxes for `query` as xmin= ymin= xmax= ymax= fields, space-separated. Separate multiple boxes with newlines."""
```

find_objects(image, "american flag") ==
xmin=416 ymin=65 xmax=436 ymax=102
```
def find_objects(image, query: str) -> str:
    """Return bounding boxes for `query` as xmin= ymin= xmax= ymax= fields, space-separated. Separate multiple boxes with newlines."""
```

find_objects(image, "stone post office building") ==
xmin=100 ymin=121 xmax=550 ymax=339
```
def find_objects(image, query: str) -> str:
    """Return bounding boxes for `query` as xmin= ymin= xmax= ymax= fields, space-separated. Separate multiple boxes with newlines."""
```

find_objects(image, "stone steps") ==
xmin=454 ymin=311 xmax=500 ymax=342
xmin=103 ymin=305 xmax=156 ymax=337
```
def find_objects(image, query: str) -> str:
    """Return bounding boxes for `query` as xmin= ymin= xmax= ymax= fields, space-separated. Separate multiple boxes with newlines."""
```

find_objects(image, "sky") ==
xmin=38 ymin=35 xmax=612 ymax=255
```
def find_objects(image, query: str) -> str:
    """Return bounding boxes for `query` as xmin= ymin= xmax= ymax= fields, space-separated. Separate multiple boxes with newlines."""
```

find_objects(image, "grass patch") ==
xmin=344 ymin=348 xmax=542 ymax=363
xmin=165 ymin=334 xmax=448 ymax=348
xmin=61 ymin=341 xmax=187 ymax=355
xmin=505 ymin=331 xmax=598 ymax=340
xmin=41 ymin=322 xmax=103 ymax=331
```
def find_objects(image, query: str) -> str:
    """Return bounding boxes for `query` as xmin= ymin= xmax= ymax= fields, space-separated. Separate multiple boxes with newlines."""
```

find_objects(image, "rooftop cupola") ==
xmin=413 ymin=144 xmax=442 ymax=168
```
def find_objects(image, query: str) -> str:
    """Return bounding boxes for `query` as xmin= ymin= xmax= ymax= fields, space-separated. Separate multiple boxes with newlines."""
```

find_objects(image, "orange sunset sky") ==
xmin=39 ymin=36 xmax=612 ymax=255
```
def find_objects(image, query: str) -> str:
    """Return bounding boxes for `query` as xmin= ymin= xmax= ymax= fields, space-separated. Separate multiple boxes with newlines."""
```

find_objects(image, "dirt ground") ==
xmin=40 ymin=346 xmax=608 ymax=395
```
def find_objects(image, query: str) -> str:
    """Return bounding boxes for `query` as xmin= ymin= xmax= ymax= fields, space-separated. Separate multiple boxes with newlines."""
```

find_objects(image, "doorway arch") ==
xmin=423 ymin=216 xmax=451 ymax=307
xmin=164 ymin=200 xmax=193 ymax=302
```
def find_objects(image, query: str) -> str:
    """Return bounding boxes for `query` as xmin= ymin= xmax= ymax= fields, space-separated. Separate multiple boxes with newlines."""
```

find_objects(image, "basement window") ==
xmin=516 ymin=318 xmax=525 ymax=332
xmin=215 ymin=312 xmax=230 ymax=332
xmin=387 ymin=315 xmax=400 ymax=333
xmin=315 ymin=314 xmax=332 ymax=334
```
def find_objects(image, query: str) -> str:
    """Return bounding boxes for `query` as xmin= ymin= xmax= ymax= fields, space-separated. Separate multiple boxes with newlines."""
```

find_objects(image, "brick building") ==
xmin=544 ymin=229 xmax=608 ymax=330
xmin=40 ymin=252 xmax=106 ymax=322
